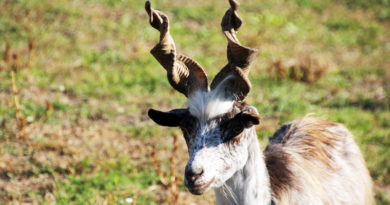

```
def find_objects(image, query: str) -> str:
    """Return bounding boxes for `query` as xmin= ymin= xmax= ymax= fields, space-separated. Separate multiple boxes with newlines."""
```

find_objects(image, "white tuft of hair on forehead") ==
xmin=188 ymin=89 xmax=234 ymax=122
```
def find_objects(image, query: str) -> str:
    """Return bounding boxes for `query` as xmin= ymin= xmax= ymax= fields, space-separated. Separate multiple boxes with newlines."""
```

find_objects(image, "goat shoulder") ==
xmin=265 ymin=117 xmax=374 ymax=205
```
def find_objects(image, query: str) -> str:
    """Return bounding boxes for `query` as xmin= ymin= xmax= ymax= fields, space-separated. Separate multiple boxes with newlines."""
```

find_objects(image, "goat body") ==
xmin=214 ymin=116 xmax=374 ymax=205
xmin=145 ymin=0 xmax=374 ymax=204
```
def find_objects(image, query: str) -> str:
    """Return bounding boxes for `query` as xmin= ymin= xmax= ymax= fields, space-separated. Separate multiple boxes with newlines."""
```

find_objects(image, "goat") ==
xmin=144 ymin=0 xmax=374 ymax=204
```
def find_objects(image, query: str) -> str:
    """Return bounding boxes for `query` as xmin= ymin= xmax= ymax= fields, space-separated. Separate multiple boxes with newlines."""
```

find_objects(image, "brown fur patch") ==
xmin=269 ymin=117 xmax=342 ymax=170
xmin=266 ymin=116 xmax=348 ymax=201
xmin=285 ymin=117 xmax=342 ymax=170
xmin=265 ymin=144 xmax=295 ymax=197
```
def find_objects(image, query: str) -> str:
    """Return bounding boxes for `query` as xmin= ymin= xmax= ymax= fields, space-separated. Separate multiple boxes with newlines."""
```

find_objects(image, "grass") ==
xmin=0 ymin=0 xmax=389 ymax=204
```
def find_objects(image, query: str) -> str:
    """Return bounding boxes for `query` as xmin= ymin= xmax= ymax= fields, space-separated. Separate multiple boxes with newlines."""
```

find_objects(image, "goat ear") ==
xmin=237 ymin=107 xmax=260 ymax=128
xmin=148 ymin=108 xmax=188 ymax=127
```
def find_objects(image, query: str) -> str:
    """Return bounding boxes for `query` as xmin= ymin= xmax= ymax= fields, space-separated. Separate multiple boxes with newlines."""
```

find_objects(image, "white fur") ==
xmin=188 ymin=90 xmax=234 ymax=122
xmin=214 ymin=128 xmax=272 ymax=205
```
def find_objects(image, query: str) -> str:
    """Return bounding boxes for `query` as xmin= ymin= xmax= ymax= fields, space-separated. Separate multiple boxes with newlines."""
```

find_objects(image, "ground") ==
xmin=0 ymin=0 xmax=389 ymax=204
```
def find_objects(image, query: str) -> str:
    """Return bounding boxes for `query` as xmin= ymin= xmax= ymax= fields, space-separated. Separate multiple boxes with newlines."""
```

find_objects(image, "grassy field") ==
xmin=0 ymin=0 xmax=389 ymax=204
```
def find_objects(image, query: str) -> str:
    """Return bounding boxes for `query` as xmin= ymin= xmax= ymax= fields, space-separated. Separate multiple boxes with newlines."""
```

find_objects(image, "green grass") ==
xmin=55 ymin=158 xmax=160 ymax=204
xmin=0 ymin=0 xmax=389 ymax=204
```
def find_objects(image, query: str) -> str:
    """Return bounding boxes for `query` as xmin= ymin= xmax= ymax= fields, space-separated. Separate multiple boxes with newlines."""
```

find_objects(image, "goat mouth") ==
xmin=187 ymin=177 xmax=215 ymax=195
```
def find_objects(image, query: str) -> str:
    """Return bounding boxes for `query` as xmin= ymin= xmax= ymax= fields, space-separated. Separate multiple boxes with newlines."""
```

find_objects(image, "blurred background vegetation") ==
xmin=0 ymin=0 xmax=389 ymax=204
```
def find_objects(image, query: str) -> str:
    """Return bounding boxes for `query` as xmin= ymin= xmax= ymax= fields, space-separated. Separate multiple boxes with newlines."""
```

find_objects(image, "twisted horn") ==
xmin=210 ymin=0 xmax=257 ymax=101
xmin=145 ymin=1 xmax=208 ymax=97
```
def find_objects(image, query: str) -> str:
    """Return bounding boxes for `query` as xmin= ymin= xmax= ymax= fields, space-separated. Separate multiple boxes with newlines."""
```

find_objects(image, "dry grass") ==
xmin=268 ymin=55 xmax=329 ymax=84
xmin=150 ymin=134 xmax=180 ymax=204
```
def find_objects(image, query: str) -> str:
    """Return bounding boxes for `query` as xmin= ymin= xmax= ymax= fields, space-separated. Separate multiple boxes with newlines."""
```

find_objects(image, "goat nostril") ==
xmin=185 ymin=167 xmax=204 ymax=182
xmin=191 ymin=169 xmax=203 ymax=181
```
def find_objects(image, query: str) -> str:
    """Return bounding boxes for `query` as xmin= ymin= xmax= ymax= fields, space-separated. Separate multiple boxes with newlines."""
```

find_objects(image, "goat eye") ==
xmin=223 ymin=126 xmax=244 ymax=142
xmin=232 ymin=127 xmax=243 ymax=134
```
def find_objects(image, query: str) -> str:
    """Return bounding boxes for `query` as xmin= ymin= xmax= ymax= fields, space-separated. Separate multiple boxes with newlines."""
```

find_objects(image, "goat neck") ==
xmin=214 ymin=128 xmax=272 ymax=205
